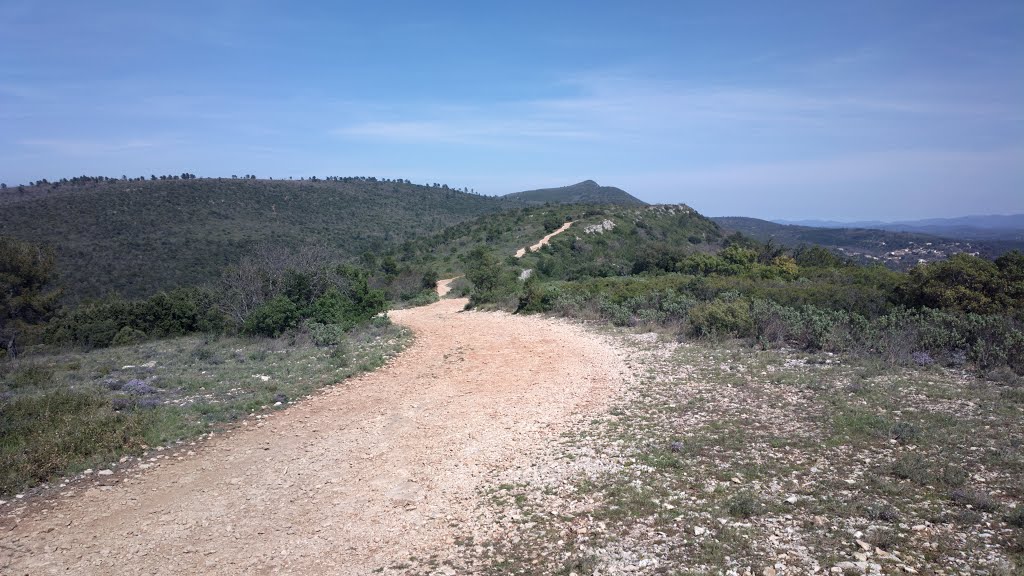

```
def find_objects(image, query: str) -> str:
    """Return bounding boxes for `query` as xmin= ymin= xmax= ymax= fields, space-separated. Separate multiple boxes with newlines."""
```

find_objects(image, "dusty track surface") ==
xmin=1 ymin=281 xmax=625 ymax=575
xmin=515 ymin=222 xmax=572 ymax=258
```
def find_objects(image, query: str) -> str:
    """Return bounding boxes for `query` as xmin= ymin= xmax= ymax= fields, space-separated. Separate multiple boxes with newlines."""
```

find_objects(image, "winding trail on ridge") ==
xmin=1 ymin=278 xmax=626 ymax=575
xmin=515 ymin=221 xmax=573 ymax=258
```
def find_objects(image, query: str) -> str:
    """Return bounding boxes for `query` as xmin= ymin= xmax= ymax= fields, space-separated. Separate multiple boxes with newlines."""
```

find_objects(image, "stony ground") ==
xmin=431 ymin=331 xmax=1024 ymax=575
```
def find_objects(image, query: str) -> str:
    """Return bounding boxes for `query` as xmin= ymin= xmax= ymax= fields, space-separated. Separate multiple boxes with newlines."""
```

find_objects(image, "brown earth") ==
xmin=0 ymin=280 xmax=626 ymax=575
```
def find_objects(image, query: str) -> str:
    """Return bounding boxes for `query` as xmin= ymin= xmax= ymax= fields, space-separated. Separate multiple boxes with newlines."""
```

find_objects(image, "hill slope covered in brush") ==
xmin=503 ymin=180 xmax=647 ymax=206
xmin=0 ymin=178 xmax=509 ymax=301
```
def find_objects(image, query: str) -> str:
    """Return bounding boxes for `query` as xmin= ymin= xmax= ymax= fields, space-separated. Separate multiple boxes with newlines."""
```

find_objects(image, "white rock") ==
xmin=693 ymin=526 xmax=707 ymax=536
xmin=97 ymin=469 xmax=114 ymax=476
xmin=785 ymin=495 xmax=799 ymax=504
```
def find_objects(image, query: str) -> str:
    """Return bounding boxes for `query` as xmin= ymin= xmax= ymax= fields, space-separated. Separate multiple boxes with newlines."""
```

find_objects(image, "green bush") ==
xmin=242 ymin=296 xmax=301 ymax=337
xmin=307 ymin=288 xmax=358 ymax=327
xmin=517 ymin=274 xmax=547 ymax=313
xmin=900 ymin=252 xmax=1024 ymax=317
xmin=402 ymin=290 xmax=439 ymax=308
xmin=305 ymin=322 xmax=348 ymax=347
xmin=687 ymin=296 xmax=753 ymax=339
xmin=111 ymin=326 xmax=146 ymax=347
xmin=464 ymin=246 xmax=520 ymax=308
xmin=47 ymin=288 xmax=225 ymax=349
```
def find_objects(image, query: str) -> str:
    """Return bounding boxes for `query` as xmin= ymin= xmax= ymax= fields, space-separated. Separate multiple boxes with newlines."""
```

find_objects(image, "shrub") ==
xmin=726 ymin=491 xmax=761 ymax=518
xmin=463 ymin=246 xmax=519 ymax=308
xmin=47 ymin=288 xmax=225 ymax=349
xmin=1 ymin=236 xmax=62 ymax=357
xmin=242 ymin=296 xmax=301 ymax=336
xmin=111 ymin=326 xmax=146 ymax=347
xmin=688 ymin=296 xmax=752 ymax=339
xmin=421 ymin=269 xmax=439 ymax=290
xmin=401 ymin=290 xmax=439 ymax=308
xmin=517 ymin=274 xmax=547 ymax=313
xmin=1007 ymin=506 xmax=1024 ymax=528
xmin=950 ymin=487 xmax=1000 ymax=512
xmin=305 ymin=321 xmax=347 ymax=347
xmin=307 ymin=288 xmax=358 ymax=327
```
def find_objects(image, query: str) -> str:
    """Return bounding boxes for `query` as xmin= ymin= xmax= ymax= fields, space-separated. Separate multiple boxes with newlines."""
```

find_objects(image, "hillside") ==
xmin=503 ymin=180 xmax=647 ymax=206
xmin=391 ymin=202 xmax=723 ymax=280
xmin=0 ymin=178 xmax=509 ymax=301
xmin=712 ymin=215 xmax=1024 ymax=269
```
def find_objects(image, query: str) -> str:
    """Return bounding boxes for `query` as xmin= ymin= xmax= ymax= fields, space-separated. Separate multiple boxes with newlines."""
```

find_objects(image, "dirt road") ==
xmin=515 ymin=222 xmax=572 ymax=258
xmin=1 ymin=282 xmax=625 ymax=575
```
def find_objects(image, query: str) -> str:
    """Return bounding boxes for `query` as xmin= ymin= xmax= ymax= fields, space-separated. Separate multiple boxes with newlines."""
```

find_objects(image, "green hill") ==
xmin=502 ymin=180 xmax=647 ymax=206
xmin=0 ymin=177 xmax=508 ymax=301
xmin=390 ymin=202 xmax=724 ymax=281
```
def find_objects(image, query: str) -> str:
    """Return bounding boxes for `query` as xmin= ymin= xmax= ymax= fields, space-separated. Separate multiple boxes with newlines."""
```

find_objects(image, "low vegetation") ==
xmin=439 ymin=204 xmax=1024 ymax=379
xmin=0 ymin=318 xmax=409 ymax=496
xmin=0 ymin=236 xmax=402 ymax=497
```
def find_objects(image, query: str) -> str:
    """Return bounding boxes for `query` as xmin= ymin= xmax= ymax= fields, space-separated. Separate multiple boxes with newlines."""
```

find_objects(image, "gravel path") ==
xmin=515 ymin=222 xmax=572 ymax=258
xmin=1 ymin=284 xmax=626 ymax=575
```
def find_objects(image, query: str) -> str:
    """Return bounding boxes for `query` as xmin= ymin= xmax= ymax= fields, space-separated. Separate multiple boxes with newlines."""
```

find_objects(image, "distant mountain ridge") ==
xmin=712 ymin=216 xmax=1024 ymax=269
xmin=504 ymin=180 xmax=647 ymax=206
xmin=774 ymin=214 xmax=1024 ymax=241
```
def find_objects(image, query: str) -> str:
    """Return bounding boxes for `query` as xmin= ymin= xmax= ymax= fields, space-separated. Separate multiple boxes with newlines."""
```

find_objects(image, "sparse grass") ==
xmin=457 ymin=334 xmax=1024 ymax=575
xmin=0 ymin=318 xmax=411 ymax=496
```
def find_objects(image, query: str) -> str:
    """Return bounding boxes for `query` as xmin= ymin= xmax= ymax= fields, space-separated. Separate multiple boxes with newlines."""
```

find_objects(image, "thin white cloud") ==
xmin=331 ymin=73 xmax=1018 ymax=148
xmin=641 ymin=147 xmax=1024 ymax=189
xmin=20 ymin=138 xmax=163 ymax=156
xmin=334 ymin=116 xmax=601 ymax=145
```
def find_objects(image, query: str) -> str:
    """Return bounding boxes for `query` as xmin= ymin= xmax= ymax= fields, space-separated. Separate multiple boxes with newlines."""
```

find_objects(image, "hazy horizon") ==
xmin=2 ymin=1 xmax=1022 ymax=221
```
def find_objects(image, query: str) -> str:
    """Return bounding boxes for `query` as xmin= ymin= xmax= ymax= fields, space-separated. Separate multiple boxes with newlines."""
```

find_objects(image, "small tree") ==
xmin=1 ymin=237 xmax=62 ymax=357
xmin=463 ymin=246 xmax=518 ymax=307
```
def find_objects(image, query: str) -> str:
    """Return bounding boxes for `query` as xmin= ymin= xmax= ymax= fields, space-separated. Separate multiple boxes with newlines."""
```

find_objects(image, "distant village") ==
xmin=836 ymin=240 xmax=980 ymax=269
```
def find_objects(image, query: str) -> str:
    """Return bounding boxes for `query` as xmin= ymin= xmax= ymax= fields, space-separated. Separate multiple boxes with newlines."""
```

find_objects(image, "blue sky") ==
xmin=1 ymin=1 xmax=1021 ymax=220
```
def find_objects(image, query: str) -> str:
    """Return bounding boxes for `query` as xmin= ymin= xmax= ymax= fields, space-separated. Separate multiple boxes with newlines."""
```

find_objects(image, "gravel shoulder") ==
xmin=0 ymin=293 xmax=627 ymax=575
